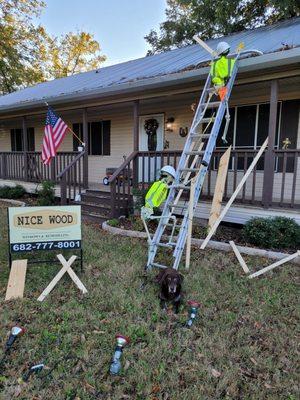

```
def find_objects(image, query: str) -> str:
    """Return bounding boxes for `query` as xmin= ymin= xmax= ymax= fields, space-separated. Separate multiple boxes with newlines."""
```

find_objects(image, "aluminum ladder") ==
xmin=146 ymin=51 xmax=239 ymax=271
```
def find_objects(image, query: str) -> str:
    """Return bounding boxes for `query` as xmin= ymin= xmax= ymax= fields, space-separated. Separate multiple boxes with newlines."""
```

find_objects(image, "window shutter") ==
xmin=102 ymin=120 xmax=111 ymax=155
xmin=10 ymin=129 xmax=16 ymax=151
xmin=27 ymin=127 xmax=35 ymax=151
xmin=72 ymin=123 xmax=83 ymax=151
xmin=90 ymin=122 xmax=102 ymax=155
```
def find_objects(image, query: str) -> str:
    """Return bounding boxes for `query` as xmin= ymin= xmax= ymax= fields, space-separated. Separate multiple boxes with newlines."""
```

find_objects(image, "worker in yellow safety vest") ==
xmin=210 ymin=42 xmax=235 ymax=88
xmin=141 ymin=165 xmax=176 ymax=220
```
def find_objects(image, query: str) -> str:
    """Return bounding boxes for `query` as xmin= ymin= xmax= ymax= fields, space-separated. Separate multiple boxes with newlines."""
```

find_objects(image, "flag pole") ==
xmin=67 ymin=127 xmax=85 ymax=146
xmin=44 ymin=102 xmax=85 ymax=147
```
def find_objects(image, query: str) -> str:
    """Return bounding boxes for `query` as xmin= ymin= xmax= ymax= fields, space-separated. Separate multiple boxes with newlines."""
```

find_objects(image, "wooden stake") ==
xmin=57 ymin=254 xmax=88 ymax=294
xmin=5 ymin=260 xmax=28 ymax=301
xmin=185 ymin=175 xmax=197 ymax=270
xmin=248 ymin=250 xmax=300 ymax=279
xmin=201 ymin=138 xmax=268 ymax=249
xmin=37 ymin=254 xmax=87 ymax=302
xmin=193 ymin=35 xmax=216 ymax=57
xmin=208 ymin=146 xmax=231 ymax=230
xmin=229 ymin=241 xmax=250 ymax=274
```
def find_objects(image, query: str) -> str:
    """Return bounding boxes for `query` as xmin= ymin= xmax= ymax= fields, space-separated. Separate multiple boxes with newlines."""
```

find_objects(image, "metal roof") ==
xmin=0 ymin=17 xmax=299 ymax=112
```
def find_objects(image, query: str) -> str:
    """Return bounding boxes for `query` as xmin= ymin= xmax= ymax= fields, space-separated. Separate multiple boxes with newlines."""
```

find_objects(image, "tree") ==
xmin=0 ymin=0 xmax=46 ymax=93
xmin=145 ymin=0 xmax=300 ymax=54
xmin=44 ymin=31 xmax=106 ymax=79
xmin=0 ymin=0 xmax=106 ymax=94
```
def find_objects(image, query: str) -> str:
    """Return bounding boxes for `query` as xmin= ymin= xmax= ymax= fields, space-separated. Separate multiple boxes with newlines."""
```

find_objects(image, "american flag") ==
xmin=42 ymin=107 xmax=69 ymax=165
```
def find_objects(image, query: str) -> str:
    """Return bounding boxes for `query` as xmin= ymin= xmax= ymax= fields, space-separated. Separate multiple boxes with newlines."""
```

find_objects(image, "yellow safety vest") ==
xmin=145 ymin=180 xmax=169 ymax=209
xmin=210 ymin=56 xmax=235 ymax=86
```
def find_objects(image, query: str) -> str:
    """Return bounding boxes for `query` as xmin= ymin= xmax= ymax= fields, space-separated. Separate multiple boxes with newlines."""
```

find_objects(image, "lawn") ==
xmin=0 ymin=203 xmax=299 ymax=400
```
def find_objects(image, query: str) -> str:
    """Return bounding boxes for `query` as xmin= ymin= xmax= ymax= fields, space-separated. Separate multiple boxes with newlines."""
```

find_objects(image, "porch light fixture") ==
xmin=166 ymin=117 xmax=175 ymax=132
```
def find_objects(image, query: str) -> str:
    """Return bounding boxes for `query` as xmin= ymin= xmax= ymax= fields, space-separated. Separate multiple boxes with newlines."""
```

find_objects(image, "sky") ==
xmin=36 ymin=0 xmax=167 ymax=67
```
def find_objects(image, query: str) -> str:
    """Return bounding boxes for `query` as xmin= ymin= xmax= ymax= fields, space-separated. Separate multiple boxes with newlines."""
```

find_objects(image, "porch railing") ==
xmin=57 ymin=151 xmax=85 ymax=204
xmin=109 ymin=148 xmax=300 ymax=217
xmin=0 ymin=151 xmax=80 ymax=183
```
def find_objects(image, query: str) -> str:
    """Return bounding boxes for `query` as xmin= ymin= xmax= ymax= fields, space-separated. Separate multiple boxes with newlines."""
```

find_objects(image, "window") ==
xmin=235 ymin=105 xmax=257 ymax=147
xmin=73 ymin=121 xmax=111 ymax=155
xmin=215 ymin=102 xmax=284 ymax=171
xmin=216 ymin=102 xmax=282 ymax=150
xmin=10 ymin=128 xmax=35 ymax=151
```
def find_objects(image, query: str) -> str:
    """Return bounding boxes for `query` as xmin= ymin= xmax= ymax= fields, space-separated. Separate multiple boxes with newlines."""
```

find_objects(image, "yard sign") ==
xmin=8 ymin=206 xmax=81 ymax=254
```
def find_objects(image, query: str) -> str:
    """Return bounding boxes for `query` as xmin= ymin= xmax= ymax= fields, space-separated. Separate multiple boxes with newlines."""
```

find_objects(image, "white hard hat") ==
xmin=216 ymin=41 xmax=230 ymax=56
xmin=161 ymin=165 xmax=176 ymax=179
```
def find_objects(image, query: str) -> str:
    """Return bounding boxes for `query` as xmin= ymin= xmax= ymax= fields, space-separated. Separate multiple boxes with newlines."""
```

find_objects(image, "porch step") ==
xmin=81 ymin=193 xmax=111 ymax=205
xmin=81 ymin=211 xmax=108 ymax=224
xmin=79 ymin=201 xmax=111 ymax=216
xmin=85 ymin=189 xmax=111 ymax=197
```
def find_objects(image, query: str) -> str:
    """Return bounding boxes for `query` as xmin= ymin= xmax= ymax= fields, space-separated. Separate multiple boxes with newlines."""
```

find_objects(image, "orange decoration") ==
xmin=218 ymin=86 xmax=228 ymax=101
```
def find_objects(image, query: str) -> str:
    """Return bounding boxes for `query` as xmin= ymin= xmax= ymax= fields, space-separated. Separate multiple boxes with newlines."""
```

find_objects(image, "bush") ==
xmin=242 ymin=216 xmax=300 ymax=249
xmin=107 ymin=218 xmax=119 ymax=227
xmin=36 ymin=181 xmax=55 ymax=206
xmin=129 ymin=216 xmax=145 ymax=232
xmin=0 ymin=185 xmax=26 ymax=199
xmin=132 ymin=187 xmax=147 ymax=214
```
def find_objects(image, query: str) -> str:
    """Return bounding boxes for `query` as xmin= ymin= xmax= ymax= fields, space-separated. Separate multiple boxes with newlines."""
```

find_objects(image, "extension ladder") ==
xmin=146 ymin=49 xmax=254 ymax=271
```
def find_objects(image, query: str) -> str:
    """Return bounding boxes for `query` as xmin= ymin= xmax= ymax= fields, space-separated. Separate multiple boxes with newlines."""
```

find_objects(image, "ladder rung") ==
xmin=206 ymin=87 xmax=217 ymax=93
xmin=166 ymin=223 xmax=182 ymax=228
xmin=173 ymin=184 xmax=191 ymax=190
xmin=185 ymin=151 xmax=205 ymax=155
xmin=151 ymin=262 xmax=167 ymax=269
xmin=205 ymin=101 xmax=221 ymax=108
xmin=180 ymin=168 xmax=199 ymax=172
xmin=169 ymin=203 xmax=188 ymax=209
xmin=190 ymin=133 xmax=210 ymax=139
xmin=158 ymin=242 xmax=176 ymax=248
xmin=200 ymin=117 xmax=215 ymax=124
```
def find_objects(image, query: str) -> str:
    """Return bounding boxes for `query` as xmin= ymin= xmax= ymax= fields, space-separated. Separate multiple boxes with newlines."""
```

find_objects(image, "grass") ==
xmin=0 ymin=203 xmax=299 ymax=400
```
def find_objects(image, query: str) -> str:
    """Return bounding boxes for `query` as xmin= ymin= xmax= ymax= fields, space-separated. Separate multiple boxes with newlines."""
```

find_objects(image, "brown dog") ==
xmin=155 ymin=268 xmax=183 ymax=313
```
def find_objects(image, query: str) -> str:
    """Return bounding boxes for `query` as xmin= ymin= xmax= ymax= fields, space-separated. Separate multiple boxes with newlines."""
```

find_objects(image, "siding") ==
xmin=0 ymin=82 xmax=299 ymax=204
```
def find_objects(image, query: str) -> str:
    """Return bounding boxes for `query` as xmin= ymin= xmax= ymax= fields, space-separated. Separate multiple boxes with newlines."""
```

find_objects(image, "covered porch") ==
xmin=0 ymin=74 xmax=300 ymax=219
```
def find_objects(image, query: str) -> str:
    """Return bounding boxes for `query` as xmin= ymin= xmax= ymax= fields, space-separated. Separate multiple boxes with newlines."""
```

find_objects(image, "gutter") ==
xmin=0 ymin=47 xmax=300 ymax=115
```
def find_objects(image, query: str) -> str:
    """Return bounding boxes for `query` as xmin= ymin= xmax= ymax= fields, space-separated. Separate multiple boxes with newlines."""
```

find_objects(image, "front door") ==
xmin=139 ymin=114 xmax=164 ymax=182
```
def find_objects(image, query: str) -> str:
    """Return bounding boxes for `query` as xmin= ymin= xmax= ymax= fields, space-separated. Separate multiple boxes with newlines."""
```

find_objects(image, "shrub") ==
xmin=0 ymin=185 xmax=26 ymax=199
xmin=107 ymin=218 xmax=119 ymax=227
xmin=132 ymin=187 xmax=147 ymax=214
xmin=242 ymin=216 xmax=300 ymax=249
xmin=129 ymin=216 xmax=145 ymax=232
xmin=36 ymin=181 xmax=55 ymax=206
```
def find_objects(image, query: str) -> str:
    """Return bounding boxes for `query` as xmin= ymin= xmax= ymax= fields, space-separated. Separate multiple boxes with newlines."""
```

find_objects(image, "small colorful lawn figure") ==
xmin=109 ymin=334 xmax=130 ymax=375
xmin=185 ymin=301 xmax=201 ymax=328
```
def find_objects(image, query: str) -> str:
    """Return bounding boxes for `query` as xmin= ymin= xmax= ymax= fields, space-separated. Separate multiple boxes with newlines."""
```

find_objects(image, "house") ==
xmin=0 ymin=17 xmax=300 ymax=224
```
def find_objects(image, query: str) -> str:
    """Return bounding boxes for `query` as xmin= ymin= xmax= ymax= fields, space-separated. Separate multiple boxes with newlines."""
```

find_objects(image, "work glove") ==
xmin=141 ymin=206 xmax=153 ymax=221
